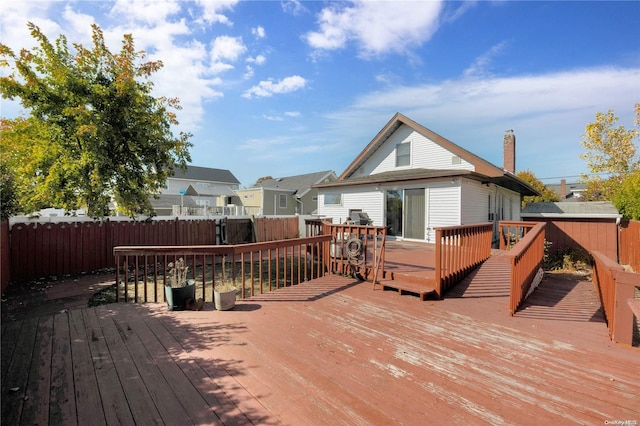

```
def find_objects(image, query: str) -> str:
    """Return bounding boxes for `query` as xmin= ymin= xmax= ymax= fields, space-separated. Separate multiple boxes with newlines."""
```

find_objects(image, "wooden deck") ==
xmin=2 ymin=258 xmax=639 ymax=425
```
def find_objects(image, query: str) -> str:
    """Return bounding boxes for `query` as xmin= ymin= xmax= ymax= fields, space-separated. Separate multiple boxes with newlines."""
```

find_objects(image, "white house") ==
xmin=152 ymin=165 xmax=240 ymax=216
xmin=315 ymin=113 xmax=538 ymax=242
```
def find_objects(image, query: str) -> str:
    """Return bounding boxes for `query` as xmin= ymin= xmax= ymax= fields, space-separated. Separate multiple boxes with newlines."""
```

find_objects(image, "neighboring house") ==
xmin=521 ymin=201 xmax=622 ymax=260
xmin=152 ymin=165 xmax=240 ymax=216
xmin=315 ymin=113 xmax=538 ymax=243
xmin=546 ymin=179 xmax=586 ymax=201
xmin=235 ymin=171 xmax=337 ymax=216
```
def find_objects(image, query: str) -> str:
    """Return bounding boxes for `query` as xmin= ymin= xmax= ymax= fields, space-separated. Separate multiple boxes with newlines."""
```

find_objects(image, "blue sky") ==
xmin=2 ymin=1 xmax=639 ymax=187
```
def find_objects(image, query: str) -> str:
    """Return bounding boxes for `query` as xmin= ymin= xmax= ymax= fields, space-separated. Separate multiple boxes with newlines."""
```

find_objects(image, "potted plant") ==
xmin=214 ymin=282 xmax=237 ymax=310
xmin=165 ymin=258 xmax=196 ymax=311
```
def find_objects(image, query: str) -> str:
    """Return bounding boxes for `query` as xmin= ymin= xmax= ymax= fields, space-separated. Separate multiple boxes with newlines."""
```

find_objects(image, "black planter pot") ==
xmin=165 ymin=281 xmax=196 ymax=311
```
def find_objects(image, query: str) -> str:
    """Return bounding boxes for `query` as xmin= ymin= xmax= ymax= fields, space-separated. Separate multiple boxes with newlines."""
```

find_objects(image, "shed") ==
xmin=521 ymin=201 xmax=622 ymax=261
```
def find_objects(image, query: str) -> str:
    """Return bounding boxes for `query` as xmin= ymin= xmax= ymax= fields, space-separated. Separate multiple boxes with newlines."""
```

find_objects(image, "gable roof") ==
xmin=257 ymin=170 xmax=336 ymax=197
xmin=521 ymin=201 xmax=621 ymax=219
xmin=340 ymin=113 xmax=504 ymax=180
xmin=323 ymin=113 xmax=538 ymax=196
xmin=171 ymin=165 xmax=240 ymax=185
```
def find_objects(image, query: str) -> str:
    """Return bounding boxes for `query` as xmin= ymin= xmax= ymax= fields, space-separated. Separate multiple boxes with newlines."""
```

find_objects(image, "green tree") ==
xmin=579 ymin=104 xmax=640 ymax=202
xmin=612 ymin=169 xmax=640 ymax=220
xmin=0 ymin=23 xmax=192 ymax=218
xmin=516 ymin=169 xmax=559 ymax=208
xmin=0 ymin=161 xmax=18 ymax=220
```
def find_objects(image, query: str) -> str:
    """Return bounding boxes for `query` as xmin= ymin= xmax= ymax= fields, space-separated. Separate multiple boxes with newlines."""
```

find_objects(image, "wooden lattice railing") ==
xmin=504 ymin=221 xmax=546 ymax=315
xmin=114 ymin=235 xmax=331 ymax=304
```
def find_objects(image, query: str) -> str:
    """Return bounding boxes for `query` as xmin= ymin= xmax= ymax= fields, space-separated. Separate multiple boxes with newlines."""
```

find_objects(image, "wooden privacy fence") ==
xmin=619 ymin=219 xmax=640 ymax=272
xmin=6 ymin=217 xmax=300 ymax=284
xmin=254 ymin=216 xmax=300 ymax=241
xmin=114 ymin=235 xmax=331 ymax=303
xmin=505 ymin=222 xmax=546 ymax=316
xmin=435 ymin=223 xmax=493 ymax=297
xmin=591 ymin=250 xmax=640 ymax=345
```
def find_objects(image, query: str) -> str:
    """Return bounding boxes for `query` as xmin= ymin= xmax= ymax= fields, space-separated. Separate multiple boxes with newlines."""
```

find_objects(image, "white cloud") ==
xmin=210 ymin=35 xmax=246 ymax=62
xmin=463 ymin=41 xmax=509 ymax=78
xmin=282 ymin=0 xmax=308 ymax=16
xmin=111 ymin=0 xmax=182 ymax=25
xmin=284 ymin=111 xmax=300 ymax=117
xmin=247 ymin=54 xmax=266 ymax=65
xmin=252 ymin=26 xmax=266 ymax=38
xmin=242 ymin=75 xmax=307 ymax=98
xmin=305 ymin=1 xmax=444 ymax=57
xmin=194 ymin=0 xmax=238 ymax=25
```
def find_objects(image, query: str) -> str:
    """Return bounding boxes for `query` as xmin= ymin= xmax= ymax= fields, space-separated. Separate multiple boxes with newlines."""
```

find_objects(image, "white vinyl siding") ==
xmin=461 ymin=181 xmax=522 ymax=224
xmin=318 ymin=187 xmax=383 ymax=226
xmin=461 ymin=180 xmax=492 ymax=224
xmin=360 ymin=125 xmax=474 ymax=176
xmin=426 ymin=184 xmax=460 ymax=242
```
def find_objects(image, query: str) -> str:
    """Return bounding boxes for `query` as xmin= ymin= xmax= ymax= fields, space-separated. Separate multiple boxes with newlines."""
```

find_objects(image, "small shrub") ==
xmin=544 ymin=246 xmax=592 ymax=272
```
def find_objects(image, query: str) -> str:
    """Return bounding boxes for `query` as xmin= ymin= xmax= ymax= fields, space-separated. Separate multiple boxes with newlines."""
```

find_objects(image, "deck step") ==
xmin=377 ymin=280 xmax=437 ymax=301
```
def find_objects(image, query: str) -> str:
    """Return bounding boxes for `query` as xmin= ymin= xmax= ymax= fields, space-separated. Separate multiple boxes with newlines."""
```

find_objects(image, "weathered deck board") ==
xmin=1 ymin=317 xmax=38 ymax=426
xmin=69 ymin=309 xmax=105 ymax=426
xmin=21 ymin=316 xmax=54 ymax=426
xmin=83 ymin=307 xmax=135 ymax=426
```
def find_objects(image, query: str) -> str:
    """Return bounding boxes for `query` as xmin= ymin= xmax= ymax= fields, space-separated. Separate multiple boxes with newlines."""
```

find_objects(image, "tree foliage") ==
xmin=579 ymin=104 xmax=640 ymax=202
xmin=254 ymin=176 xmax=273 ymax=186
xmin=612 ymin=169 xmax=640 ymax=220
xmin=0 ymin=23 xmax=192 ymax=217
xmin=516 ymin=169 xmax=559 ymax=208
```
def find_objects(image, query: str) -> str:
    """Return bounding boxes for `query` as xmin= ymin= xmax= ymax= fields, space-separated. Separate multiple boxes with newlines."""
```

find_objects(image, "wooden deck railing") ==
xmin=435 ymin=223 xmax=493 ymax=297
xmin=499 ymin=221 xmax=539 ymax=250
xmin=114 ymin=235 xmax=331 ymax=303
xmin=504 ymin=222 xmax=546 ymax=315
xmin=327 ymin=224 xmax=387 ymax=284
xmin=591 ymin=250 xmax=640 ymax=345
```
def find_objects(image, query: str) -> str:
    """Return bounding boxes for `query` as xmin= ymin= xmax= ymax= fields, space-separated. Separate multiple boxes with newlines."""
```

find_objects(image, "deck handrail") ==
xmin=504 ymin=221 xmax=546 ymax=315
xmin=114 ymin=235 xmax=332 ymax=303
xmin=499 ymin=220 xmax=540 ymax=250
xmin=435 ymin=223 xmax=493 ymax=297
xmin=591 ymin=250 xmax=640 ymax=345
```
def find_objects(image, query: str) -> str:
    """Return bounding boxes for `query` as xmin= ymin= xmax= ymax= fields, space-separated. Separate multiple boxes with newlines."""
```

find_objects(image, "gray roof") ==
xmin=257 ymin=170 xmax=336 ymax=196
xmin=521 ymin=201 xmax=621 ymax=219
xmin=546 ymin=182 xmax=586 ymax=201
xmin=151 ymin=194 xmax=199 ymax=209
xmin=172 ymin=165 xmax=240 ymax=185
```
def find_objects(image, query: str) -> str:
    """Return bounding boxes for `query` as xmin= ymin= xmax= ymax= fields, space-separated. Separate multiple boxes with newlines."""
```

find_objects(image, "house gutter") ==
xmin=522 ymin=213 xmax=623 ymax=224
xmin=295 ymin=196 xmax=303 ymax=215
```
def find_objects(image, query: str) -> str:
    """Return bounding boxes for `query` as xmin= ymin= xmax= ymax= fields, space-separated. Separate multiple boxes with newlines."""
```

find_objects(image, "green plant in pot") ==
xmin=165 ymin=258 xmax=196 ymax=311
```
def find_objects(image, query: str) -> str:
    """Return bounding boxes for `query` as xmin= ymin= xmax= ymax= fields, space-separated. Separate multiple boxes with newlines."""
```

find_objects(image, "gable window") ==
xmin=324 ymin=192 xmax=342 ymax=206
xmin=279 ymin=194 xmax=287 ymax=209
xmin=396 ymin=142 xmax=411 ymax=167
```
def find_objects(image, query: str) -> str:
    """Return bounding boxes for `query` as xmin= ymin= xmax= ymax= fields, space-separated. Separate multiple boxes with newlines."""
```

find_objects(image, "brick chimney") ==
xmin=560 ymin=179 xmax=566 ymax=199
xmin=503 ymin=130 xmax=515 ymax=173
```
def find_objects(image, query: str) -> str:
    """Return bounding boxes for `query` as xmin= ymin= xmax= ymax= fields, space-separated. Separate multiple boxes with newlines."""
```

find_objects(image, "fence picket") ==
xmin=5 ymin=217 xmax=303 ymax=284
